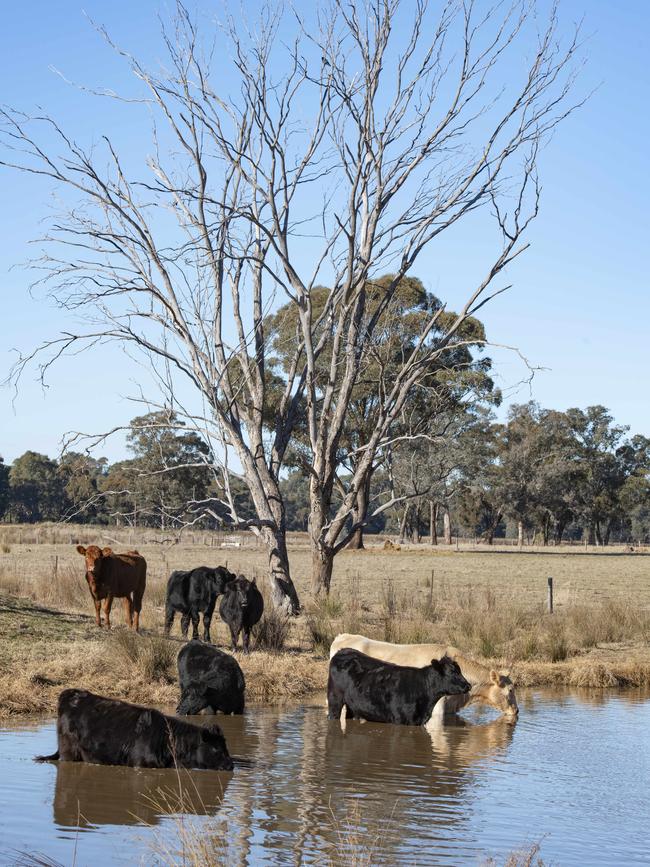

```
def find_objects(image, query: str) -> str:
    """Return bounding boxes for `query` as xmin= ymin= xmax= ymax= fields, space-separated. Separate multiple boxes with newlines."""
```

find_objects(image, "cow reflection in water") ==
xmin=324 ymin=715 xmax=515 ymax=812
xmin=51 ymin=761 xmax=231 ymax=828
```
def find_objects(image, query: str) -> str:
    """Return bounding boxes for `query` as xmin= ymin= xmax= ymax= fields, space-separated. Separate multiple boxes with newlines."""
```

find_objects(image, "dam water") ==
xmin=0 ymin=688 xmax=648 ymax=865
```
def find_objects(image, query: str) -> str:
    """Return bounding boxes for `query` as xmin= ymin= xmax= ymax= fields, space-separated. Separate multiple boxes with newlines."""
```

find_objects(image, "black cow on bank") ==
xmin=219 ymin=575 xmax=264 ymax=653
xmin=176 ymin=641 xmax=246 ymax=716
xmin=165 ymin=565 xmax=236 ymax=642
xmin=327 ymin=650 xmax=471 ymax=727
xmin=36 ymin=688 xmax=234 ymax=770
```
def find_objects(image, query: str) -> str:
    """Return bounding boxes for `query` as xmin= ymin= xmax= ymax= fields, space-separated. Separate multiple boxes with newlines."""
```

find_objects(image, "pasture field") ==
xmin=1 ymin=524 xmax=649 ymax=718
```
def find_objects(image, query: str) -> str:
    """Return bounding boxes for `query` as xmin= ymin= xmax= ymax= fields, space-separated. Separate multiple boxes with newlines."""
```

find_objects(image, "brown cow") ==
xmin=76 ymin=545 xmax=146 ymax=631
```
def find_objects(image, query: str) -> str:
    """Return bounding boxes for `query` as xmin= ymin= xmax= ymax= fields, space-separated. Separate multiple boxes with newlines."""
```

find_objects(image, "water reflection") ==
xmin=51 ymin=760 xmax=231 ymax=828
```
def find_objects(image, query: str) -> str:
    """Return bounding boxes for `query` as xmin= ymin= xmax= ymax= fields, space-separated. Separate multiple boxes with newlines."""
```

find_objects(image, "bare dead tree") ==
xmin=1 ymin=0 xmax=583 ymax=603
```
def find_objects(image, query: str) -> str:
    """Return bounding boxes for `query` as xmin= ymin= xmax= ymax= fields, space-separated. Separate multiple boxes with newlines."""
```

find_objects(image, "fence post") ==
xmin=547 ymin=576 xmax=554 ymax=614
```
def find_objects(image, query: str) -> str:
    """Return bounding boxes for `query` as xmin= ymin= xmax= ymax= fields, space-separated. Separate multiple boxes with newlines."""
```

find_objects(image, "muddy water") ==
xmin=0 ymin=689 xmax=649 ymax=865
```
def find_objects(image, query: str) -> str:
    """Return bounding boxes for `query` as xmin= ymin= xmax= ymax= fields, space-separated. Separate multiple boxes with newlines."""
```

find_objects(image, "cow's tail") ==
xmin=34 ymin=750 xmax=60 ymax=762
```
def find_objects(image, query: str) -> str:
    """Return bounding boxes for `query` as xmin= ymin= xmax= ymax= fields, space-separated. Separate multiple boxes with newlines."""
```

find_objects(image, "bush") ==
xmin=255 ymin=609 xmax=291 ymax=652
xmin=304 ymin=606 xmax=337 ymax=656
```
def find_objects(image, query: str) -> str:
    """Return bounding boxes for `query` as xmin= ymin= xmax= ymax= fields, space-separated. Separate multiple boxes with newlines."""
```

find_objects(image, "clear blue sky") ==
xmin=1 ymin=0 xmax=649 ymax=464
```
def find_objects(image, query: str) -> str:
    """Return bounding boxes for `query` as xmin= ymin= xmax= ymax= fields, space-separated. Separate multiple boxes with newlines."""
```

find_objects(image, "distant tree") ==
xmin=0 ymin=456 xmax=9 ymax=519
xmin=565 ymin=406 xmax=630 ymax=545
xmin=122 ymin=411 xmax=214 ymax=529
xmin=58 ymin=452 xmax=109 ymax=523
xmin=8 ymin=451 xmax=68 ymax=522
xmin=280 ymin=471 xmax=311 ymax=532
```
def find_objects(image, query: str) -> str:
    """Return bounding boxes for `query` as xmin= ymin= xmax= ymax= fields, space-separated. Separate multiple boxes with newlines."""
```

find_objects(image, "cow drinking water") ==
xmin=36 ymin=688 xmax=234 ymax=771
xmin=327 ymin=649 xmax=470 ymax=728
xmin=76 ymin=545 xmax=146 ymax=631
xmin=176 ymin=641 xmax=246 ymax=716
xmin=165 ymin=565 xmax=236 ymax=642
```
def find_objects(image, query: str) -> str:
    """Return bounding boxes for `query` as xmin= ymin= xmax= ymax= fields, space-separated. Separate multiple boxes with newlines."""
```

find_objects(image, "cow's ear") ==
xmin=430 ymin=657 xmax=444 ymax=672
xmin=490 ymin=669 xmax=499 ymax=684
xmin=102 ymin=547 xmax=113 ymax=557
xmin=76 ymin=545 xmax=86 ymax=556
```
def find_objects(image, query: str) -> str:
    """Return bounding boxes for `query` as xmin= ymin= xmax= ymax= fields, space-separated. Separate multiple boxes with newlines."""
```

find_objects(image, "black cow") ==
xmin=177 ymin=641 xmax=246 ymax=716
xmin=165 ymin=565 xmax=236 ymax=642
xmin=218 ymin=575 xmax=264 ymax=653
xmin=36 ymin=688 xmax=234 ymax=771
xmin=327 ymin=650 xmax=471 ymax=727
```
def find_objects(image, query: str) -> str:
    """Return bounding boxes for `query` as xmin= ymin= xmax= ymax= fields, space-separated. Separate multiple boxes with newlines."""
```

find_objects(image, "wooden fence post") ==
xmin=547 ymin=576 xmax=554 ymax=614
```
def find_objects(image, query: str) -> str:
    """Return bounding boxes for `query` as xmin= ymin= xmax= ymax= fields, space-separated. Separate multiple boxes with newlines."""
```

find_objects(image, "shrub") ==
xmin=111 ymin=630 xmax=176 ymax=682
xmin=304 ymin=606 xmax=337 ymax=656
xmin=255 ymin=608 xmax=291 ymax=652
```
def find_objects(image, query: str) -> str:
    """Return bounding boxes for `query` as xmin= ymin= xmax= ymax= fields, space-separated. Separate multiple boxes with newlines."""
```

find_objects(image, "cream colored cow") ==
xmin=329 ymin=633 xmax=518 ymax=723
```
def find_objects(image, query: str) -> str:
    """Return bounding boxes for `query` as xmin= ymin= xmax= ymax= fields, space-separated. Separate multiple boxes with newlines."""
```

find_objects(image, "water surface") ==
xmin=0 ymin=688 xmax=648 ymax=865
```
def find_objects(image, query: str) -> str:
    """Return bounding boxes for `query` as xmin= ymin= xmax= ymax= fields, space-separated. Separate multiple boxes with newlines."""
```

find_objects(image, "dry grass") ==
xmin=483 ymin=843 xmax=546 ymax=867
xmin=0 ymin=524 xmax=649 ymax=717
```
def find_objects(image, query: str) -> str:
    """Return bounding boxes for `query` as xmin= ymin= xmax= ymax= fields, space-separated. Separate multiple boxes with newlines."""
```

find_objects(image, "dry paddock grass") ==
xmin=0 ymin=524 xmax=649 ymax=718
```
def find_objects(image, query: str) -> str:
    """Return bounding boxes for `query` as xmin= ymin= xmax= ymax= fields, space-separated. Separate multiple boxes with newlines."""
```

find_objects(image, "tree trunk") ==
xmin=258 ymin=524 xmax=300 ymax=614
xmin=311 ymin=545 xmax=334 ymax=596
xmin=595 ymin=519 xmax=603 ymax=546
xmin=398 ymin=504 xmax=410 ymax=544
xmin=587 ymin=521 xmax=596 ymax=546
xmin=429 ymin=501 xmax=438 ymax=546
xmin=443 ymin=507 xmax=452 ymax=545
xmin=346 ymin=476 xmax=371 ymax=550
xmin=517 ymin=520 xmax=524 ymax=548
xmin=413 ymin=505 xmax=421 ymax=544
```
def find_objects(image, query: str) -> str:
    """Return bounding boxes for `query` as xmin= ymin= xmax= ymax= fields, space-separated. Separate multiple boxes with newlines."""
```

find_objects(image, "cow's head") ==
xmin=485 ymin=669 xmax=519 ymax=718
xmin=432 ymin=655 xmax=471 ymax=695
xmin=227 ymin=575 xmax=252 ymax=609
xmin=76 ymin=545 xmax=112 ymax=594
xmin=212 ymin=566 xmax=237 ymax=594
xmin=196 ymin=724 xmax=234 ymax=771
xmin=176 ymin=685 xmax=209 ymax=716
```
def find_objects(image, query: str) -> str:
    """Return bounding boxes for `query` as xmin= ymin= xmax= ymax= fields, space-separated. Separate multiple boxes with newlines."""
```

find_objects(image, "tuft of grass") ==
xmin=483 ymin=842 xmax=546 ymax=867
xmin=544 ymin=619 xmax=570 ymax=662
xmin=111 ymin=629 xmax=177 ymax=682
xmin=1 ymin=543 xmax=10 ymax=554
xmin=254 ymin=608 xmax=291 ymax=652
xmin=304 ymin=603 xmax=337 ymax=656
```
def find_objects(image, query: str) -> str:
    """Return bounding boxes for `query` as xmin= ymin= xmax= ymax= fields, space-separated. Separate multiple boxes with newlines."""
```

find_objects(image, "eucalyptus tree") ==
xmin=1 ymin=0 xmax=583 ymax=605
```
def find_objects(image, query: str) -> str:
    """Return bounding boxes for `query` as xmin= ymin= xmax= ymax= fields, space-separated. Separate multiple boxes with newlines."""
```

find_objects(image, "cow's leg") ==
xmin=104 ymin=595 xmax=114 ymax=630
xmin=180 ymin=612 xmax=191 ymax=639
xmin=132 ymin=588 xmax=144 ymax=633
xmin=229 ymin=625 xmax=239 ymax=652
xmin=123 ymin=596 xmax=133 ymax=628
xmin=91 ymin=595 xmax=102 ymax=627
xmin=203 ymin=599 xmax=216 ymax=643
xmin=190 ymin=609 xmax=200 ymax=641
xmin=242 ymin=627 xmax=251 ymax=654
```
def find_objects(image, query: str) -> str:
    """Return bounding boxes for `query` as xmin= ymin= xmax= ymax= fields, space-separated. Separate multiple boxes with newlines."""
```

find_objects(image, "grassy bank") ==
xmin=1 ymin=528 xmax=649 ymax=718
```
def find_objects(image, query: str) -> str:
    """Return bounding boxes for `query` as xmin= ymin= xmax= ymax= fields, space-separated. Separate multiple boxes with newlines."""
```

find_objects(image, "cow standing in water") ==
xmin=327 ymin=650 xmax=470 ymax=729
xmin=329 ymin=634 xmax=519 ymax=721
xmin=76 ymin=545 xmax=146 ymax=631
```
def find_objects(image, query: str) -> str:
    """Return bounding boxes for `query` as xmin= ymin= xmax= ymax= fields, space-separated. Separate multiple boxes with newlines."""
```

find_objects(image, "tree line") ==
xmin=1 ymin=403 xmax=648 ymax=548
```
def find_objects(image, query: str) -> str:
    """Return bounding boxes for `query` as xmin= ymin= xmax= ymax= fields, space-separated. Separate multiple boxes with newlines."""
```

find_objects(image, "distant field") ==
xmin=1 ymin=525 xmax=649 ymax=626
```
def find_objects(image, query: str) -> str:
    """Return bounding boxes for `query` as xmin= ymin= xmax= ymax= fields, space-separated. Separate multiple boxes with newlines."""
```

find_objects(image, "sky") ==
xmin=1 ymin=0 xmax=649 ymax=465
